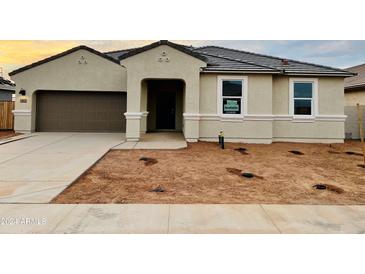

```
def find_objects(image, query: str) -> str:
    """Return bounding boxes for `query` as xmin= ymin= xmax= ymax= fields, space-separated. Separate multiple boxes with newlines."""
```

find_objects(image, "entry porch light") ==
xmin=19 ymin=89 xmax=27 ymax=103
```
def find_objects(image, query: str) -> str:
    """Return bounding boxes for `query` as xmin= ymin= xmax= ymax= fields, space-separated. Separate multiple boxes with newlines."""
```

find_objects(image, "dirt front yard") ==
xmin=52 ymin=141 xmax=365 ymax=205
xmin=0 ymin=130 xmax=19 ymax=140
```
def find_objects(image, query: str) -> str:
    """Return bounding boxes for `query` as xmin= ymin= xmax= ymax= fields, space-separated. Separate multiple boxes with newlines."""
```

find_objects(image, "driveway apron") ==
xmin=0 ymin=133 xmax=124 ymax=203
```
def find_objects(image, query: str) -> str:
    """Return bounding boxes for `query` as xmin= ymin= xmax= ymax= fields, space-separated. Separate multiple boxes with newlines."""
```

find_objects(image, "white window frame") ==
xmin=217 ymin=75 xmax=248 ymax=118
xmin=289 ymin=78 xmax=318 ymax=118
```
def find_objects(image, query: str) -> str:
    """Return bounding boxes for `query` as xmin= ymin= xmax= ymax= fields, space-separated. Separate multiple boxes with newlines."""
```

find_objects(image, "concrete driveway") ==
xmin=0 ymin=133 xmax=124 ymax=203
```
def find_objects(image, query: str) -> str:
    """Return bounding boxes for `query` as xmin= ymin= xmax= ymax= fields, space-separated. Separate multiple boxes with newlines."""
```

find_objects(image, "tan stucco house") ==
xmin=9 ymin=40 xmax=354 ymax=143
xmin=344 ymin=63 xmax=365 ymax=139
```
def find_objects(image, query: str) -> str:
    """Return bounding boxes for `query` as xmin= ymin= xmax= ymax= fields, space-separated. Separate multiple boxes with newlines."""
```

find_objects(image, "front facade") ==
xmin=9 ymin=40 xmax=353 ymax=143
xmin=344 ymin=63 xmax=365 ymax=139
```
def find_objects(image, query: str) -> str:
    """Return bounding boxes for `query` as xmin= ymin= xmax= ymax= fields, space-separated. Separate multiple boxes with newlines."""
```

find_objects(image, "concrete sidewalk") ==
xmin=113 ymin=132 xmax=187 ymax=150
xmin=0 ymin=204 xmax=363 ymax=233
xmin=0 ymin=133 xmax=124 ymax=203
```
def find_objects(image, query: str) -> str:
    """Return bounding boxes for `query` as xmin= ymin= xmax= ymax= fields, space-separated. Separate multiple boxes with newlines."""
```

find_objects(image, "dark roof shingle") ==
xmin=199 ymin=52 xmax=281 ymax=73
xmin=194 ymin=45 xmax=354 ymax=76
xmin=104 ymin=49 xmax=137 ymax=60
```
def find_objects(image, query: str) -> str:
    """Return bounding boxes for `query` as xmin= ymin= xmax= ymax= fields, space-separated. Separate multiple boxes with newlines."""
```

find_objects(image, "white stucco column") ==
xmin=125 ymin=78 xmax=142 ymax=141
xmin=183 ymin=113 xmax=200 ymax=142
xmin=13 ymin=88 xmax=33 ymax=133
xmin=13 ymin=110 xmax=32 ymax=133
xmin=183 ymin=77 xmax=200 ymax=142
xmin=139 ymin=81 xmax=148 ymax=134
xmin=140 ymin=111 xmax=148 ymax=134
xmin=125 ymin=112 xmax=143 ymax=141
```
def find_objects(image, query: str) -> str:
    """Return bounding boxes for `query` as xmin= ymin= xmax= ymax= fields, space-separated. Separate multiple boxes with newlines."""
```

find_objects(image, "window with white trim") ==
xmin=218 ymin=76 xmax=247 ymax=116
xmin=293 ymin=82 xmax=313 ymax=115
xmin=290 ymin=78 xmax=318 ymax=117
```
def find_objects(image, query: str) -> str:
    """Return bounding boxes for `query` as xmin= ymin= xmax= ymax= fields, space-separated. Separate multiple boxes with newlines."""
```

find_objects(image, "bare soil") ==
xmin=52 ymin=141 xmax=365 ymax=204
xmin=0 ymin=131 xmax=19 ymax=140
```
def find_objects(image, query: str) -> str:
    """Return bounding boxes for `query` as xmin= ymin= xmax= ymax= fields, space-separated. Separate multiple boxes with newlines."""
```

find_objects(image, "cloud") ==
xmin=0 ymin=40 xmax=199 ymax=78
xmin=0 ymin=40 xmax=78 ymax=64
xmin=0 ymin=40 xmax=79 ymax=77
xmin=191 ymin=40 xmax=268 ymax=53
xmin=82 ymin=40 xmax=200 ymax=52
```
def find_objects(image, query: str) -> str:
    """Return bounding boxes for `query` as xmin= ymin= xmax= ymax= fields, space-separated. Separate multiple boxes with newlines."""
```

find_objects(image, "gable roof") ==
xmin=9 ymin=40 xmax=355 ymax=77
xmin=344 ymin=63 xmax=365 ymax=90
xmin=9 ymin=45 xmax=121 ymax=76
xmin=106 ymin=44 xmax=282 ymax=73
xmin=108 ymin=41 xmax=354 ymax=76
xmin=117 ymin=40 xmax=209 ymax=63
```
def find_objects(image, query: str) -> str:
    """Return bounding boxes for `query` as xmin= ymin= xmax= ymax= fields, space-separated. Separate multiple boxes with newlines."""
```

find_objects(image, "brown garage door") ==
xmin=36 ymin=91 xmax=126 ymax=132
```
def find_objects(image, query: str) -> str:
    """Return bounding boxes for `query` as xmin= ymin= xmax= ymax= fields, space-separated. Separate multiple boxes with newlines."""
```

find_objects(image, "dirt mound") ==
xmin=226 ymin=168 xmax=242 ymax=175
xmin=289 ymin=150 xmax=304 ymax=155
xmin=313 ymin=184 xmax=344 ymax=194
xmin=234 ymin=148 xmax=249 ymax=155
xmin=345 ymin=151 xmax=363 ymax=156
xmin=150 ymin=185 xmax=165 ymax=193
xmin=226 ymin=168 xmax=263 ymax=179
xmin=328 ymin=150 xmax=341 ymax=154
xmin=139 ymin=157 xmax=158 ymax=166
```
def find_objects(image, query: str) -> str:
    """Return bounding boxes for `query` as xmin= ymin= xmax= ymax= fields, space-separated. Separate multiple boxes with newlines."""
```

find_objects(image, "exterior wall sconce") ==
xmin=19 ymin=89 xmax=27 ymax=103
xmin=19 ymin=89 xmax=26 ymax=96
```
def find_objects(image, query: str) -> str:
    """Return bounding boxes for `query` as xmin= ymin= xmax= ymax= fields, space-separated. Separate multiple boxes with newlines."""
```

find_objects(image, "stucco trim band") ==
xmin=199 ymin=137 xmax=273 ymax=144
xmin=184 ymin=113 xmax=346 ymax=122
xmin=183 ymin=113 xmax=201 ymax=121
xmin=273 ymin=137 xmax=344 ymax=143
xmin=124 ymin=112 xmax=143 ymax=120
xmin=12 ymin=110 xmax=31 ymax=116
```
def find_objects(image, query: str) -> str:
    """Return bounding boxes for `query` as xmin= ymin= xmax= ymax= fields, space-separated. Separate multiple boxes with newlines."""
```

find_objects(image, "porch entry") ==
xmin=147 ymin=80 xmax=184 ymax=132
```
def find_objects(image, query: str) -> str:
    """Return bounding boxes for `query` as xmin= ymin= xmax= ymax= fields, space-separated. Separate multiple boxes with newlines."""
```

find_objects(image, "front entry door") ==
xmin=156 ymin=91 xmax=176 ymax=130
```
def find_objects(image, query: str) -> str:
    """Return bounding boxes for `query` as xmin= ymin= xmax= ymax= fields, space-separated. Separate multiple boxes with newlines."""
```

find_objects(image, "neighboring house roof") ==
xmin=344 ymin=63 xmax=365 ymax=91
xmin=0 ymin=76 xmax=15 ymax=91
xmin=9 ymin=45 xmax=121 ymax=76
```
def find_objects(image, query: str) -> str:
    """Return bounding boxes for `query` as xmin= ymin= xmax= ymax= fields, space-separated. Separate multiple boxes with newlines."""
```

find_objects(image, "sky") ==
xmin=1 ymin=40 xmax=365 ymax=79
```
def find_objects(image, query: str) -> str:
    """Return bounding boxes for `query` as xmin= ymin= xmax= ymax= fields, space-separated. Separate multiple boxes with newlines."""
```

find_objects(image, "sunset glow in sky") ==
xmin=1 ymin=40 xmax=365 ymax=79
